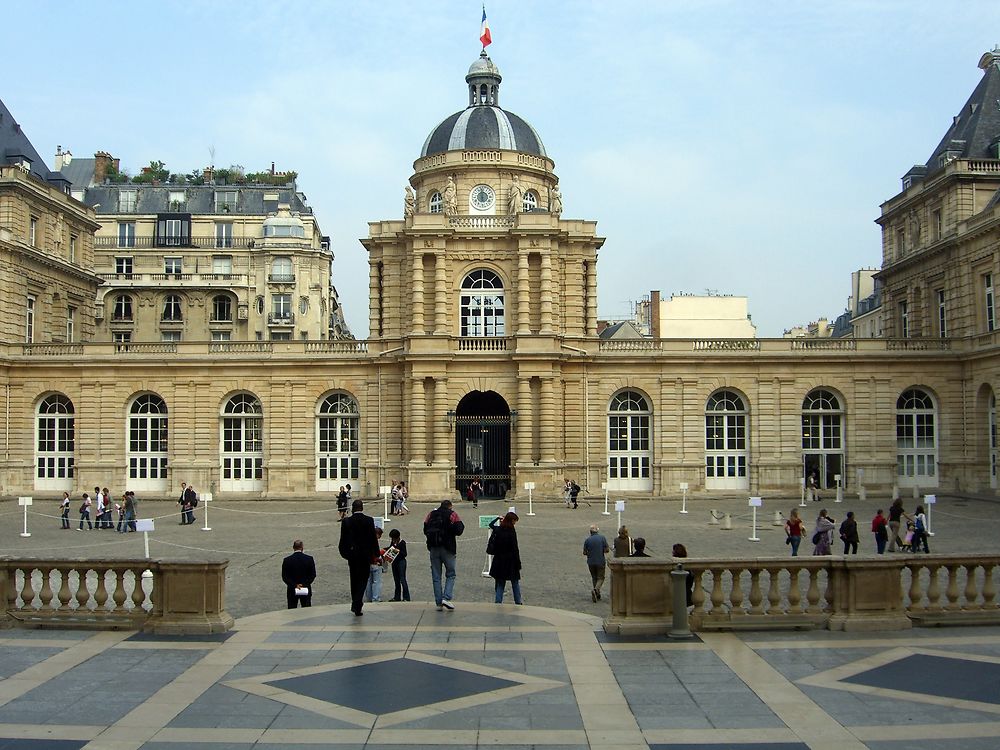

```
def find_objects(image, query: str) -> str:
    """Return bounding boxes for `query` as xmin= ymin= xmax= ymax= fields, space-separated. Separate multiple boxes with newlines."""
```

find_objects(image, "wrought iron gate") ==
xmin=455 ymin=414 xmax=511 ymax=499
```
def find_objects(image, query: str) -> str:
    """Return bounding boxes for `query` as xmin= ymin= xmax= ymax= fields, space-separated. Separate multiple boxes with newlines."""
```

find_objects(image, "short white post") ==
xmin=856 ymin=467 xmax=865 ymax=501
xmin=200 ymin=492 xmax=212 ymax=531
xmin=480 ymin=514 xmax=496 ymax=577
xmin=892 ymin=484 xmax=900 ymax=501
xmin=709 ymin=509 xmax=720 ymax=525
xmin=136 ymin=519 xmax=155 ymax=578
xmin=912 ymin=485 xmax=920 ymax=501
xmin=380 ymin=485 xmax=392 ymax=524
xmin=602 ymin=482 xmax=610 ymax=516
xmin=834 ymin=474 xmax=843 ymax=504
xmin=924 ymin=493 xmax=936 ymax=536
xmin=615 ymin=499 xmax=625 ymax=532
xmin=18 ymin=496 xmax=32 ymax=537
xmin=525 ymin=482 xmax=536 ymax=516
xmin=799 ymin=478 xmax=806 ymax=507
xmin=772 ymin=510 xmax=783 ymax=526
xmin=748 ymin=496 xmax=762 ymax=542
xmin=679 ymin=482 xmax=689 ymax=514
xmin=721 ymin=513 xmax=733 ymax=530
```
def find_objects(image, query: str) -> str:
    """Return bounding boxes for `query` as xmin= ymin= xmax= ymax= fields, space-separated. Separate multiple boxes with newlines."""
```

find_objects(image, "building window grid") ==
xmin=29 ymin=216 xmax=38 ymax=246
xmin=899 ymin=300 xmax=909 ymax=338
xmin=317 ymin=394 xmax=361 ymax=482
xmin=460 ymin=270 xmax=505 ymax=337
xmin=607 ymin=391 xmax=651 ymax=481
xmin=215 ymin=223 xmax=233 ymax=248
xmin=115 ymin=257 xmax=133 ymax=276
xmin=212 ymin=295 xmax=232 ymax=322
xmin=429 ymin=191 xmax=443 ymax=213
xmin=221 ymin=395 xmax=264 ymax=483
xmin=128 ymin=395 xmax=168 ymax=480
xmin=705 ymin=391 xmax=748 ymax=480
xmin=896 ymin=389 xmax=936 ymax=480
xmin=66 ymin=306 xmax=75 ymax=343
xmin=162 ymin=295 xmax=182 ymax=322
xmin=986 ymin=274 xmax=995 ymax=333
xmin=25 ymin=295 xmax=35 ymax=343
xmin=164 ymin=257 xmax=182 ymax=275
xmin=937 ymin=290 xmax=947 ymax=338
xmin=69 ymin=235 xmax=77 ymax=263
xmin=35 ymin=395 xmax=75 ymax=481
xmin=118 ymin=222 xmax=136 ymax=248
xmin=119 ymin=190 xmax=137 ymax=212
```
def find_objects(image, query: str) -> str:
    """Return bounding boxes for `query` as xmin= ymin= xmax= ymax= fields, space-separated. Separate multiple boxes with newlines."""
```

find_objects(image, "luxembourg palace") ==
xmin=2 ymin=48 xmax=1000 ymax=504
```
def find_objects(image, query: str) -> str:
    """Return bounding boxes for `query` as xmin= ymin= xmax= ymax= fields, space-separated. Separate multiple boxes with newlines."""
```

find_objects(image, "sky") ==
xmin=6 ymin=1 xmax=1000 ymax=338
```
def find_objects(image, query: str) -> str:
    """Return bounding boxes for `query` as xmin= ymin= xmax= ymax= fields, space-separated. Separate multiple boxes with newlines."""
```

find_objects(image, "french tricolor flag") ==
xmin=480 ymin=7 xmax=492 ymax=48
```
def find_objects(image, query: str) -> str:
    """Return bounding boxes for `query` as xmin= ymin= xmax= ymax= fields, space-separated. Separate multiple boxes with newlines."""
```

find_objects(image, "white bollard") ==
xmin=721 ymin=513 xmax=733 ymax=530
xmin=18 ymin=496 xmax=32 ymax=538
xmin=772 ymin=510 xmax=784 ymax=526
xmin=799 ymin=478 xmax=806 ymax=507
xmin=912 ymin=485 xmax=920 ymax=501
xmin=679 ymin=482 xmax=689 ymax=514
xmin=859 ymin=487 xmax=867 ymax=503
xmin=709 ymin=509 xmax=720 ymax=525
xmin=748 ymin=497 xmax=762 ymax=542
xmin=834 ymin=474 xmax=843 ymax=504
xmin=892 ymin=485 xmax=900 ymax=500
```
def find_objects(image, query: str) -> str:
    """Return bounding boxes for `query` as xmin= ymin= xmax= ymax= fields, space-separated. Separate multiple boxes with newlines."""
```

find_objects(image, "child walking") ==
xmin=387 ymin=528 xmax=410 ymax=601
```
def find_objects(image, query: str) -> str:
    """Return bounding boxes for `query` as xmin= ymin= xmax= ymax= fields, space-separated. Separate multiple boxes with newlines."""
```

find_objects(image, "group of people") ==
xmin=72 ymin=487 xmax=138 ymax=532
xmin=390 ymin=481 xmax=409 ymax=515
xmin=563 ymin=479 xmax=581 ymax=509
xmin=783 ymin=498 xmax=931 ymax=556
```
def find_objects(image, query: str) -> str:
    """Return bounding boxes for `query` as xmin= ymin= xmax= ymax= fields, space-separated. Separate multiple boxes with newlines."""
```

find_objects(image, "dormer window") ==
xmin=168 ymin=190 xmax=186 ymax=210
xmin=215 ymin=190 xmax=237 ymax=212
xmin=429 ymin=191 xmax=443 ymax=214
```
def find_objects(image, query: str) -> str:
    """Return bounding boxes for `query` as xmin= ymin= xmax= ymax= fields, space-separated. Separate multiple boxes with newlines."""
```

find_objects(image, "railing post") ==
xmin=827 ymin=557 xmax=911 ymax=631
xmin=0 ymin=562 xmax=11 ymax=629
xmin=668 ymin=565 xmax=693 ymax=639
xmin=604 ymin=559 xmax=672 ymax=636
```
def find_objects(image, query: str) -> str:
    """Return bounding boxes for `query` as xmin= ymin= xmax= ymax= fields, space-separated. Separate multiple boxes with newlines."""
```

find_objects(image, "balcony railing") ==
xmin=99 ymin=272 xmax=250 ymax=287
xmin=457 ymin=337 xmax=509 ymax=351
xmin=267 ymin=273 xmax=295 ymax=283
xmin=448 ymin=215 xmax=515 ymax=229
xmin=267 ymin=312 xmax=295 ymax=326
xmin=96 ymin=236 xmax=256 ymax=249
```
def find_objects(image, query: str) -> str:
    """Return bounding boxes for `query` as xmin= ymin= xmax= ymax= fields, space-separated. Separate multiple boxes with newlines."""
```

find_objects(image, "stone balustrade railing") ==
xmin=606 ymin=555 xmax=1000 ymax=635
xmin=0 ymin=558 xmax=234 ymax=634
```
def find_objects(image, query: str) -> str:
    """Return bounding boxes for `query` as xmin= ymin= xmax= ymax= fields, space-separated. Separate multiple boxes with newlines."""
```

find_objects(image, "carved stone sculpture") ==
xmin=550 ymin=185 xmax=563 ymax=216
xmin=404 ymin=186 xmax=415 ymax=217
xmin=443 ymin=175 xmax=458 ymax=214
xmin=507 ymin=175 xmax=523 ymax=214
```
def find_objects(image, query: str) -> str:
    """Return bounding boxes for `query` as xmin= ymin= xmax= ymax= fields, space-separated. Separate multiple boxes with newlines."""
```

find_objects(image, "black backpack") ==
xmin=424 ymin=508 xmax=448 ymax=549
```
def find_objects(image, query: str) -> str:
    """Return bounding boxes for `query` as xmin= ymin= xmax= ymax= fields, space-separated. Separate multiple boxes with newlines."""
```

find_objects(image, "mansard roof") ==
xmin=0 ymin=98 xmax=71 ymax=191
xmin=925 ymin=49 xmax=1000 ymax=171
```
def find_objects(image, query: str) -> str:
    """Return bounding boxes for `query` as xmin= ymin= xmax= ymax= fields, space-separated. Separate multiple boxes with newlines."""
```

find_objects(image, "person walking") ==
xmin=568 ymin=480 xmax=581 ymax=509
xmin=812 ymin=509 xmax=835 ymax=556
xmin=178 ymin=482 xmax=189 ymax=525
xmin=387 ymin=528 xmax=410 ymax=602
xmin=887 ymin=498 xmax=908 ymax=552
xmin=583 ymin=524 xmax=610 ymax=602
xmin=281 ymin=539 xmax=317 ymax=609
xmin=613 ymin=526 xmax=632 ymax=558
xmin=488 ymin=512 xmax=523 ymax=604
xmin=424 ymin=499 xmax=465 ymax=610
xmin=336 ymin=486 xmax=349 ymax=521
xmin=839 ymin=511 xmax=859 ymax=554
xmin=784 ymin=508 xmax=804 ymax=556
xmin=872 ymin=509 xmax=889 ymax=554
xmin=59 ymin=492 xmax=71 ymax=529
xmin=339 ymin=499 xmax=380 ymax=616
xmin=78 ymin=493 xmax=92 ymax=530
xmin=911 ymin=504 xmax=931 ymax=553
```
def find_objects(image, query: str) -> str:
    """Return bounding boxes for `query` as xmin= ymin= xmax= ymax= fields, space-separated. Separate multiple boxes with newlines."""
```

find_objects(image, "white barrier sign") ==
xmin=614 ymin=500 xmax=625 ymax=512
xmin=135 ymin=519 xmax=155 ymax=532
xmin=18 ymin=496 xmax=32 ymax=506
xmin=524 ymin=482 xmax=535 ymax=490
xmin=924 ymin=494 xmax=937 ymax=504
xmin=749 ymin=497 xmax=763 ymax=507
xmin=679 ymin=482 xmax=689 ymax=491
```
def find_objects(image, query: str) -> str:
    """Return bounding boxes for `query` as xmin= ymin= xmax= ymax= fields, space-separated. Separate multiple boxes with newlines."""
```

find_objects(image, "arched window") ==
xmin=460 ymin=269 xmax=505 ymax=337
xmin=271 ymin=256 xmax=293 ymax=282
xmin=220 ymin=393 xmax=263 ymax=491
xmin=212 ymin=295 xmax=232 ymax=322
xmin=36 ymin=394 xmax=74 ymax=490
xmin=896 ymin=388 xmax=936 ymax=486
xmin=128 ymin=394 xmax=168 ymax=489
xmin=802 ymin=389 xmax=844 ymax=490
xmin=113 ymin=294 xmax=133 ymax=321
xmin=162 ymin=294 xmax=182 ymax=322
xmin=522 ymin=190 xmax=538 ymax=212
xmin=316 ymin=393 xmax=360 ymax=490
xmin=607 ymin=390 xmax=652 ymax=490
xmin=429 ymin=191 xmax=443 ymax=214
xmin=705 ymin=390 xmax=749 ymax=489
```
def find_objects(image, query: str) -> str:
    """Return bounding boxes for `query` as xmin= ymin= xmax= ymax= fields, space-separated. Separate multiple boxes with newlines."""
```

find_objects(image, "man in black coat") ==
xmin=339 ymin=499 xmax=379 ymax=616
xmin=281 ymin=539 xmax=317 ymax=608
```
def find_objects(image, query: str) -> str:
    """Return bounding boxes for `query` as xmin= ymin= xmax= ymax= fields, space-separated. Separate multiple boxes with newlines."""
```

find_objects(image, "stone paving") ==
xmin=1 ymin=492 xmax=998 ymax=749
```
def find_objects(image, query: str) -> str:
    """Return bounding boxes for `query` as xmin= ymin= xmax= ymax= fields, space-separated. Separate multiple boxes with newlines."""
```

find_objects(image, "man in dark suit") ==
xmin=339 ymin=499 xmax=379 ymax=616
xmin=281 ymin=539 xmax=317 ymax=608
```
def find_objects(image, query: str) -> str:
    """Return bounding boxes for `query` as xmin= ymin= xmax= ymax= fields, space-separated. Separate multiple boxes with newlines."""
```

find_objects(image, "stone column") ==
xmin=410 ymin=375 xmax=427 ymax=464
xmin=369 ymin=260 xmax=381 ymax=338
xmin=517 ymin=376 xmax=532 ymax=463
xmin=517 ymin=251 xmax=530 ymax=334
xmin=586 ymin=258 xmax=598 ymax=336
xmin=434 ymin=376 xmax=450 ymax=464
xmin=540 ymin=252 xmax=554 ymax=333
xmin=540 ymin=376 xmax=556 ymax=462
xmin=411 ymin=253 xmax=424 ymax=335
xmin=434 ymin=251 xmax=448 ymax=335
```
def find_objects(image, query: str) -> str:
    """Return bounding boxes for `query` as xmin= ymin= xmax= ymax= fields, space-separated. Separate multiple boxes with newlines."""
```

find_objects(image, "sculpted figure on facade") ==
xmin=550 ymin=184 xmax=563 ymax=216
xmin=908 ymin=209 xmax=921 ymax=247
xmin=507 ymin=175 xmax=523 ymax=214
xmin=443 ymin=175 xmax=458 ymax=214
xmin=404 ymin=186 xmax=415 ymax=217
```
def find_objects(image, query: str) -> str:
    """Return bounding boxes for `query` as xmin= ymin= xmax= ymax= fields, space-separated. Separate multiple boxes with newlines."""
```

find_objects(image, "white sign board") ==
xmin=614 ymin=500 xmax=626 ymax=512
xmin=379 ymin=486 xmax=391 ymax=495
xmin=17 ymin=496 xmax=32 ymax=506
xmin=748 ymin=496 xmax=763 ymax=507
xmin=924 ymin=494 xmax=937 ymax=504
xmin=679 ymin=482 xmax=689 ymax=491
xmin=523 ymin=482 xmax=535 ymax=490
xmin=135 ymin=519 xmax=155 ymax=532
xmin=833 ymin=474 xmax=841 ymax=482
xmin=509 ymin=506 xmax=516 ymax=514
xmin=200 ymin=492 xmax=212 ymax=504
xmin=374 ymin=516 xmax=385 ymax=530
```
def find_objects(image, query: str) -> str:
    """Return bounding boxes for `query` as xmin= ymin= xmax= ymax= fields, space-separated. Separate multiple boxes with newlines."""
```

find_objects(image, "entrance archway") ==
xmin=455 ymin=390 xmax=511 ymax=499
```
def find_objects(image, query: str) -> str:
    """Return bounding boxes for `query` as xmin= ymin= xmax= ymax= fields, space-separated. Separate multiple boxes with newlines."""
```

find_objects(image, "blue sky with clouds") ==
xmin=6 ymin=1 xmax=1000 ymax=337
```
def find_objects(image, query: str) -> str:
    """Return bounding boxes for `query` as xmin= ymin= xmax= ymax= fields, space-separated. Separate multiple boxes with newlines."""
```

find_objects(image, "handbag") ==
xmin=486 ymin=531 xmax=497 ymax=556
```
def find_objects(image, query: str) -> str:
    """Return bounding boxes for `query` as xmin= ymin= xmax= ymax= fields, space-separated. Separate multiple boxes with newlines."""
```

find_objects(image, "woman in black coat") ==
xmin=839 ymin=511 xmax=860 ymax=555
xmin=488 ymin=512 xmax=523 ymax=604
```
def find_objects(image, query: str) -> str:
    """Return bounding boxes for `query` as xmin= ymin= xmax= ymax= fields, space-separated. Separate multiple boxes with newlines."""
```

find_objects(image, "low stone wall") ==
xmin=0 ymin=558 xmax=234 ymax=634
xmin=606 ymin=555 xmax=1000 ymax=635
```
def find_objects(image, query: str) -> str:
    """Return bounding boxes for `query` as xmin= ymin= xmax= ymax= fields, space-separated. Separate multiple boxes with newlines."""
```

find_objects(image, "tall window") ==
xmin=128 ymin=394 xmax=168 ymax=488
xmin=164 ymin=257 xmax=182 ymax=275
xmin=933 ymin=208 xmax=942 ymax=240
xmin=986 ymin=273 xmax=996 ymax=332
xmin=802 ymin=389 xmax=844 ymax=490
xmin=119 ymin=189 xmax=137 ymax=212
xmin=460 ymin=269 xmax=505 ymax=337
xmin=896 ymin=227 xmax=905 ymax=258
xmin=214 ymin=190 xmax=237 ymax=212
xmin=162 ymin=295 xmax=182 ymax=321
xmin=522 ymin=190 xmax=538 ymax=212
xmin=212 ymin=295 xmax=232 ymax=322
xmin=115 ymin=256 xmax=133 ymax=276
xmin=215 ymin=222 xmax=233 ymax=248
xmin=221 ymin=393 xmax=263 ymax=491
xmin=899 ymin=300 xmax=909 ymax=338
xmin=705 ymin=390 xmax=749 ymax=490
xmin=36 ymin=394 xmax=74 ymax=490
xmin=272 ymin=293 xmax=292 ymax=319
xmin=213 ymin=255 xmax=233 ymax=275
xmin=607 ymin=390 xmax=651 ymax=490
xmin=118 ymin=222 xmax=136 ymax=248
xmin=25 ymin=295 xmax=35 ymax=343
xmin=69 ymin=234 xmax=77 ymax=263
xmin=896 ymin=388 xmax=936 ymax=486
xmin=271 ymin=256 xmax=293 ymax=282
xmin=66 ymin=306 xmax=75 ymax=343
xmin=29 ymin=216 xmax=38 ymax=246
xmin=429 ymin=191 xmax=443 ymax=213
xmin=168 ymin=190 xmax=186 ymax=209
xmin=937 ymin=290 xmax=947 ymax=338
xmin=156 ymin=215 xmax=190 ymax=247
xmin=316 ymin=393 xmax=360 ymax=490
xmin=113 ymin=295 xmax=133 ymax=321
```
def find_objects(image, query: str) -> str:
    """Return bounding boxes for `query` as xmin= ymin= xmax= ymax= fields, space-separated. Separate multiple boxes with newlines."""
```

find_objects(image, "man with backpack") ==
xmin=424 ymin=499 xmax=465 ymax=610
xmin=569 ymin=480 xmax=581 ymax=509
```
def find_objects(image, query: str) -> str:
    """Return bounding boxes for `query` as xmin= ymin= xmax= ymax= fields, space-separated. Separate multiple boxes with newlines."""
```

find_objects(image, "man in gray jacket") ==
xmin=583 ymin=524 xmax=610 ymax=602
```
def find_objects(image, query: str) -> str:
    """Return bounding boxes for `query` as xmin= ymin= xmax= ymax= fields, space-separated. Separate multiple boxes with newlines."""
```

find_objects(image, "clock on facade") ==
xmin=470 ymin=184 xmax=495 ymax=211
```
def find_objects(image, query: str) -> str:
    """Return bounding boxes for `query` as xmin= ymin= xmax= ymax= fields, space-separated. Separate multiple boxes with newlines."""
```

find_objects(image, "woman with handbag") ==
xmin=488 ymin=512 xmax=522 ymax=604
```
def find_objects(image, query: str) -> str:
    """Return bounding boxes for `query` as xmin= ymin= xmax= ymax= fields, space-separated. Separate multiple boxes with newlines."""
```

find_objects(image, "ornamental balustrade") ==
xmin=457 ymin=337 xmax=509 ymax=351
xmin=0 ymin=558 xmax=233 ymax=634
xmin=448 ymin=215 xmax=515 ymax=229
xmin=606 ymin=555 xmax=1000 ymax=635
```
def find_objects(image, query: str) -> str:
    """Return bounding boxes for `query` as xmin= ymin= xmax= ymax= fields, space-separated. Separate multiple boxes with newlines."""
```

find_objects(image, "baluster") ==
xmin=984 ymin=563 xmax=998 ymax=609
xmin=709 ymin=568 xmax=725 ymax=614
xmin=76 ymin=568 xmax=91 ymax=610
xmin=907 ymin=564 xmax=924 ymax=612
xmin=787 ymin=568 xmax=803 ymax=614
xmin=37 ymin=566 xmax=54 ymax=610
xmin=5 ymin=568 xmax=16 ymax=612
xmin=130 ymin=569 xmax=146 ymax=611
xmin=20 ymin=567 xmax=36 ymax=610
xmin=94 ymin=568 xmax=109 ymax=611
xmin=945 ymin=564 xmax=962 ymax=611
xmin=926 ymin=564 xmax=942 ymax=611
xmin=112 ymin=570 xmax=127 ymax=612
xmin=57 ymin=567 xmax=73 ymax=611
xmin=766 ymin=568 xmax=782 ymax=615
xmin=805 ymin=569 xmax=821 ymax=613
xmin=729 ymin=568 xmax=745 ymax=615
xmin=964 ymin=565 xmax=980 ymax=611
xmin=748 ymin=569 xmax=764 ymax=615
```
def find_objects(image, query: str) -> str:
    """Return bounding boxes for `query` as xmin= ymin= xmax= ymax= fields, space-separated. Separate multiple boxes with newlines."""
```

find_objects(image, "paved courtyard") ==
xmin=1 ymin=492 xmax=998 ymax=749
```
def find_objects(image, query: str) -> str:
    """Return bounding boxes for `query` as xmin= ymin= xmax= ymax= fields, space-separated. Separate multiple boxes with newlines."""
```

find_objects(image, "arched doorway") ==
xmin=454 ymin=390 xmax=511 ymax=499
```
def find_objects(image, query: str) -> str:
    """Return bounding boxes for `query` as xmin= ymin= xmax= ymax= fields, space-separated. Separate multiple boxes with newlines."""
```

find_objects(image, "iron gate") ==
xmin=455 ymin=414 xmax=511 ymax=499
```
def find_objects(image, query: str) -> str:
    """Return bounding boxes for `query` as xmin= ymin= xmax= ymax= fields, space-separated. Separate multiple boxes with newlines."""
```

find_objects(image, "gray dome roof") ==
xmin=421 ymin=106 xmax=547 ymax=158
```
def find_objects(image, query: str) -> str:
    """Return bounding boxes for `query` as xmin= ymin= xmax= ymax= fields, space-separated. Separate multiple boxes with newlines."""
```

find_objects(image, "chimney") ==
xmin=203 ymin=166 xmax=214 ymax=184
xmin=270 ymin=161 xmax=276 ymax=175
xmin=54 ymin=145 xmax=65 ymax=171
xmin=650 ymin=290 xmax=661 ymax=339
xmin=93 ymin=151 xmax=114 ymax=184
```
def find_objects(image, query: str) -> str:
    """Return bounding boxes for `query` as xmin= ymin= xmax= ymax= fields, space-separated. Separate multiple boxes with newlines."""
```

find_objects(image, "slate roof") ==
xmin=59 ymin=158 xmax=97 ymax=189
xmin=925 ymin=50 xmax=1000 ymax=171
xmin=0 ymin=97 xmax=71 ymax=190
xmin=82 ymin=184 xmax=312 ymax=216
xmin=421 ymin=106 xmax=546 ymax=158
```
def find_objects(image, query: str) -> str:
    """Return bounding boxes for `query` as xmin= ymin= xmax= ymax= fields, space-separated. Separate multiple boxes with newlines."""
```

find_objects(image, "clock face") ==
xmin=470 ymin=184 xmax=495 ymax=211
